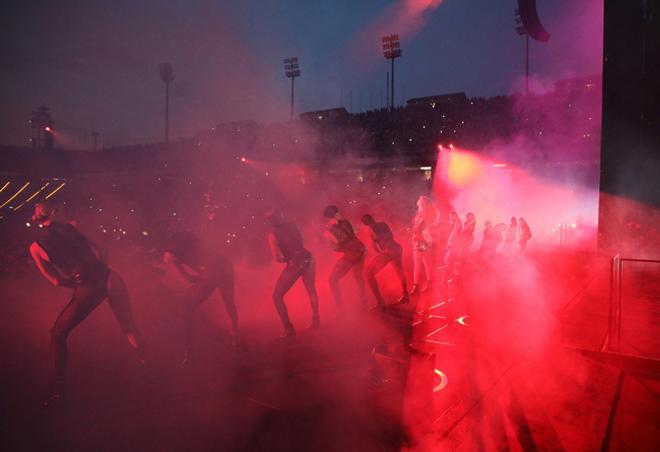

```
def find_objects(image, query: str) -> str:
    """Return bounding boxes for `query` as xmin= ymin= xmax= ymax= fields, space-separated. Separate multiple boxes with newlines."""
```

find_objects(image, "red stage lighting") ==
xmin=240 ymin=157 xmax=247 ymax=163
xmin=44 ymin=126 xmax=52 ymax=132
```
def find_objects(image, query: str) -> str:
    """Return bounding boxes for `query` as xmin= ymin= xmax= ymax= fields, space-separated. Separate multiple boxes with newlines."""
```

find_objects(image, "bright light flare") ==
xmin=445 ymin=151 xmax=482 ymax=187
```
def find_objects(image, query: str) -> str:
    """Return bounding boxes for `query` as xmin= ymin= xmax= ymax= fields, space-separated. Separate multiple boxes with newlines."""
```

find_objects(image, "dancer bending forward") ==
xmin=361 ymin=214 xmax=408 ymax=308
xmin=323 ymin=205 xmax=367 ymax=309
xmin=29 ymin=202 xmax=146 ymax=405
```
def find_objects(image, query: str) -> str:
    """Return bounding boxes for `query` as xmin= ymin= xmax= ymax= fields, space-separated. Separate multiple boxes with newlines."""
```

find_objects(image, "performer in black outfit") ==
xmin=163 ymin=230 xmax=238 ymax=362
xmin=361 ymin=214 xmax=408 ymax=308
xmin=323 ymin=205 xmax=367 ymax=308
xmin=267 ymin=209 xmax=320 ymax=339
xmin=28 ymin=202 xmax=146 ymax=405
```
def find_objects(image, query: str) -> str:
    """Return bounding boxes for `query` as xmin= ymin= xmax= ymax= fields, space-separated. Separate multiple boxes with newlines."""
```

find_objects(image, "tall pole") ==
xmin=391 ymin=56 xmax=395 ymax=110
xmin=159 ymin=63 xmax=174 ymax=143
xmin=165 ymin=80 xmax=170 ymax=142
xmin=386 ymin=71 xmax=390 ymax=110
xmin=92 ymin=131 xmax=99 ymax=151
xmin=290 ymin=76 xmax=295 ymax=121
xmin=525 ymin=33 xmax=529 ymax=95
xmin=283 ymin=57 xmax=300 ymax=121
xmin=382 ymin=34 xmax=402 ymax=112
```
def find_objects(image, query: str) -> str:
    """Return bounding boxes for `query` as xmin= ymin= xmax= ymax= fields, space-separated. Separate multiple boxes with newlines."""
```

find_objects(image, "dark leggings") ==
xmin=329 ymin=251 xmax=367 ymax=306
xmin=183 ymin=264 xmax=237 ymax=352
xmin=50 ymin=270 xmax=145 ymax=395
xmin=272 ymin=255 xmax=319 ymax=330
xmin=366 ymin=251 xmax=407 ymax=305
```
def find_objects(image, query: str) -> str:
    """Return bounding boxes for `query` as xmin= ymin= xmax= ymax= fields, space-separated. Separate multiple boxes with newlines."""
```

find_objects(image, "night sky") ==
xmin=0 ymin=0 xmax=602 ymax=148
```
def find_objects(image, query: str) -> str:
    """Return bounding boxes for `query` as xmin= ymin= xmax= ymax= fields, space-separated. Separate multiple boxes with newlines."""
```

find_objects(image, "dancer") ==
xmin=462 ymin=212 xmax=476 ymax=257
xmin=479 ymin=220 xmax=493 ymax=255
xmin=163 ymin=229 xmax=238 ymax=362
xmin=504 ymin=217 xmax=518 ymax=251
xmin=323 ymin=205 xmax=367 ymax=309
xmin=361 ymin=214 xmax=409 ymax=309
xmin=517 ymin=217 xmax=532 ymax=252
xmin=267 ymin=209 xmax=320 ymax=340
xmin=493 ymin=223 xmax=507 ymax=252
xmin=442 ymin=211 xmax=463 ymax=286
xmin=28 ymin=202 xmax=146 ymax=405
xmin=411 ymin=195 xmax=439 ymax=295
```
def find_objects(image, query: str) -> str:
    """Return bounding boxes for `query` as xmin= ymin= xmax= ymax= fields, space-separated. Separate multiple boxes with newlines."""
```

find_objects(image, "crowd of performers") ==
xmin=26 ymin=197 xmax=531 ymax=406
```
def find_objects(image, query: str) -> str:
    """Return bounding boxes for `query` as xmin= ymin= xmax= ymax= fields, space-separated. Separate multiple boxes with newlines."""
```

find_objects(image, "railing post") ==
xmin=616 ymin=256 xmax=623 ymax=353
xmin=605 ymin=254 xmax=620 ymax=352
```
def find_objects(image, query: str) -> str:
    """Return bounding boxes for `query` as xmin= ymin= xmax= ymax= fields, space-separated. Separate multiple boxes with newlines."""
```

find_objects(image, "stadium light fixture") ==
xmin=284 ymin=57 xmax=301 ymax=121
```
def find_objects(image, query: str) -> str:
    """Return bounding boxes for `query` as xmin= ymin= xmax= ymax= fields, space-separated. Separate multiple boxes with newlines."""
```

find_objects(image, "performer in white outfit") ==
xmin=411 ymin=195 xmax=440 ymax=295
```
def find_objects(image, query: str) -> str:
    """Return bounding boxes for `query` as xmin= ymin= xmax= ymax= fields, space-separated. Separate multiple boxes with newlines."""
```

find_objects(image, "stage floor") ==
xmin=1 ymin=250 xmax=658 ymax=451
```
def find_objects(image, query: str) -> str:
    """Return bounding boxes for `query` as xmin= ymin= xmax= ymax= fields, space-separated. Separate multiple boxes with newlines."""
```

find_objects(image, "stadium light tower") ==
xmin=159 ymin=63 xmax=175 ymax=142
xmin=382 ymin=34 xmax=402 ymax=111
xmin=284 ymin=58 xmax=301 ymax=121
xmin=92 ymin=131 xmax=100 ymax=151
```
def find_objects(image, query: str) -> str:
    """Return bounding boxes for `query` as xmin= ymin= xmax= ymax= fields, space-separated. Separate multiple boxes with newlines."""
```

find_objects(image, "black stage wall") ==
xmin=598 ymin=0 xmax=660 ymax=255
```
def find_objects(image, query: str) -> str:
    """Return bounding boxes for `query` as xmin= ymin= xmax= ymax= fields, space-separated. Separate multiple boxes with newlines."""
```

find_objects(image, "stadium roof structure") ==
xmin=406 ymin=92 xmax=469 ymax=109
xmin=299 ymin=107 xmax=350 ymax=121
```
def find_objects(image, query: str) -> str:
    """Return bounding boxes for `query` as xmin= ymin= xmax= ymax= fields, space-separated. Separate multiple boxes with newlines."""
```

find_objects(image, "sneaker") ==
xmin=43 ymin=393 xmax=65 ymax=408
xmin=306 ymin=317 xmax=321 ymax=330
xmin=181 ymin=350 xmax=192 ymax=366
xmin=279 ymin=328 xmax=296 ymax=342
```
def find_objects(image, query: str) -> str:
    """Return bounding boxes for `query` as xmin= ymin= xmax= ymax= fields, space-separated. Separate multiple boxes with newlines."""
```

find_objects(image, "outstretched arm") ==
xmin=323 ymin=230 xmax=339 ymax=251
xmin=368 ymin=229 xmax=383 ymax=253
xmin=163 ymin=251 xmax=199 ymax=284
xmin=29 ymin=242 xmax=74 ymax=287
xmin=268 ymin=232 xmax=286 ymax=263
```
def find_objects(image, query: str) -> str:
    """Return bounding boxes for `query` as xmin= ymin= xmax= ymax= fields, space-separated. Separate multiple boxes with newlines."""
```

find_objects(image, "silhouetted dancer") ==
xmin=441 ymin=211 xmax=462 ymax=287
xmin=361 ymin=214 xmax=408 ymax=309
xmin=29 ymin=202 xmax=146 ymax=406
xmin=517 ymin=217 xmax=532 ymax=253
xmin=504 ymin=217 xmax=518 ymax=251
xmin=323 ymin=205 xmax=367 ymax=310
xmin=163 ymin=230 xmax=238 ymax=363
xmin=267 ymin=209 xmax=320 ymax=340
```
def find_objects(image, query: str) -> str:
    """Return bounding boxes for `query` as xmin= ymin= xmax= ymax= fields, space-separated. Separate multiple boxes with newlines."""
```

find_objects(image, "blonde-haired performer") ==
xmin=411 ymin=195 xmax=439 ymax=295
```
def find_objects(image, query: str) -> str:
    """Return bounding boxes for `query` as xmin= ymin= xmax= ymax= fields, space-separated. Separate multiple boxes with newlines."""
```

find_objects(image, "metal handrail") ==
xmin=604 ymin=255 xmax=660 ymax=354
